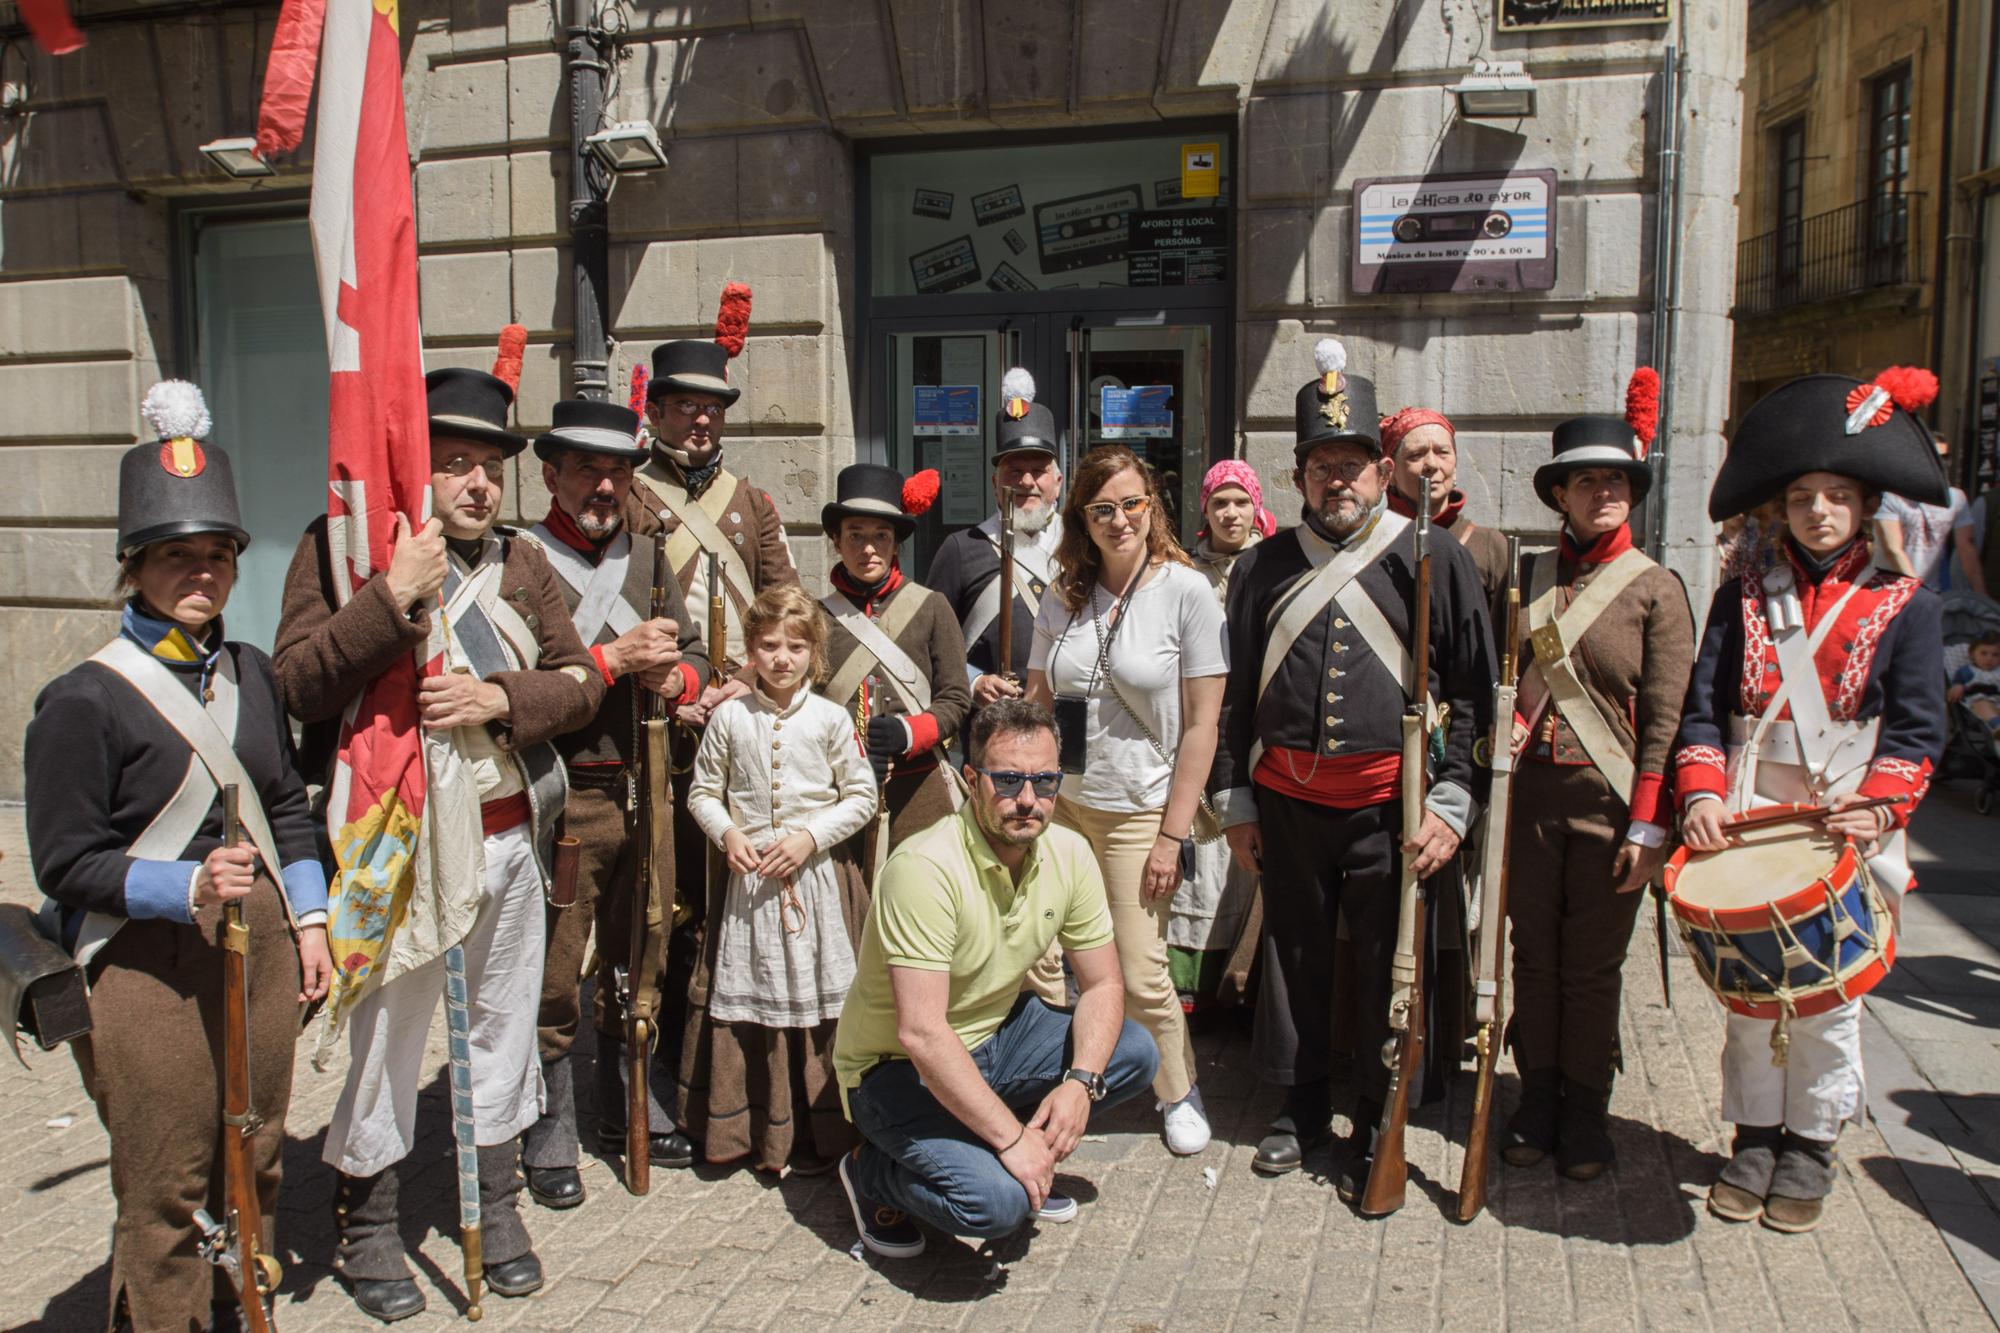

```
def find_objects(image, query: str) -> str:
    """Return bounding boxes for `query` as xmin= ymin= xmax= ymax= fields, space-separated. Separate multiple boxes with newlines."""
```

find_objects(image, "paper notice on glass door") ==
xmin=942 ymin=439 xmax=988 ymax=525
xmin=913 ymin=385 xmax=981 ymax=437
xmin=1100 ymin=385 xmax=1174 ymax=439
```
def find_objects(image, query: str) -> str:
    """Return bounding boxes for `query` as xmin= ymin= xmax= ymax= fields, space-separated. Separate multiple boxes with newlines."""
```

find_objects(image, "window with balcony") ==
xmin=1773 ymin=118 xmax=1806 ymax=283
xmin=1865 ymin=65 xmax=1912 ymax=277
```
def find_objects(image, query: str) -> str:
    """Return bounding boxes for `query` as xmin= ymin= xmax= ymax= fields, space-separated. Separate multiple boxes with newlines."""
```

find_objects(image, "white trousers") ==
xmin=323 ymin=822 xmax=548 ymax=1177
xmin=1719 ymin=997 xmax=1863 ymax=1142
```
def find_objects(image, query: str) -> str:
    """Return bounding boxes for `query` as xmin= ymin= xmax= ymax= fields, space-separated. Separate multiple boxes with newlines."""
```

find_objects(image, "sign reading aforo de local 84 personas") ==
xmin=912 ymin=385 xmax=981 ymax=437
xmin=1349 ymin=169 xmax=1558 ymax=294
xmin=1180 ymin=142 xmax=1221 ymax=200
xmin=1497 ymin=0 xmax=1669 ymax=32
xmin=1100 ymin=385 xmax=1174 ymax=440
xmin=1128 ymin=209 xmax=1227 ymax=287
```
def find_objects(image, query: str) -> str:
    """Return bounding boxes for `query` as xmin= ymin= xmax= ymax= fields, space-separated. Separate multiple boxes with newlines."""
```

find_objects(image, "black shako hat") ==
xmin=427 ymin=367 xmax=528 ymax=457
xmin=1534 ymin=416 xmax=1653 ymax=510
xmin=118 ymin=380 xmax=250 ymax=557
xmin=1293 ymin=338 xmax=1381 ymax=461
xmin=823 ymin=463 xmax=919 ymax=540
xmin=994 ymin=367 xmax=1057 ymax=461
xmin=1708 ymin=370 xmax=1947 ymax=521
xmin=533 ymin=399 xmax=646 ymax=462
xmin=648 ymin=339 xmax=742 ymax=407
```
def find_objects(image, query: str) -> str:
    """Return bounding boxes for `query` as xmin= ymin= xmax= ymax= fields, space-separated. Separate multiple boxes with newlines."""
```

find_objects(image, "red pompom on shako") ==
xmin=902 ymin=468 xmax=941 ymax=516
xmin=627 ymin=364 xmax=648 ymax=415
xmin=491 ymin=324 xmax=527 ymax=394
xmin=1844 ymin=365 xmax=1938 ymax=434
xmin=1624 ymin=366 xmax=1660 ymax=459
xmin=714 ymin=283 xmax=752 ymax=359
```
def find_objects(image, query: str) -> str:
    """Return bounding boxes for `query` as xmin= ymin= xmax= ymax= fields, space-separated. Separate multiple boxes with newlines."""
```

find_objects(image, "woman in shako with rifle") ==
xmin=1673 ymin=368 xmax=1946 ymax=1234
xmin=1495 ymin=371 xmax=1696 ymax=1184
xmin=816 ymin=463 xmax=972 ymax=852
xmin=23 ymin=381 xmax=331 ymax=1332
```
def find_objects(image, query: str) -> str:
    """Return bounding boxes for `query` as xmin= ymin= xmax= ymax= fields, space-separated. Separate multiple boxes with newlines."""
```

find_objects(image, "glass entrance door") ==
xmin=867 ymin=310 xmax=1223 ymax=573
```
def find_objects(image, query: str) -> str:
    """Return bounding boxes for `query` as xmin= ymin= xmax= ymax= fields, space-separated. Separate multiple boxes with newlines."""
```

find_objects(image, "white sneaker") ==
xmin=1161 ymin=1086 xmax=1212 ymax=1155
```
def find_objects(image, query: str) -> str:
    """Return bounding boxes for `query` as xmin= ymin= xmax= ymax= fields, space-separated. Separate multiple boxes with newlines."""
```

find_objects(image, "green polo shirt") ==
xmin=832 ymin=803 xmax=1115 ymax=1111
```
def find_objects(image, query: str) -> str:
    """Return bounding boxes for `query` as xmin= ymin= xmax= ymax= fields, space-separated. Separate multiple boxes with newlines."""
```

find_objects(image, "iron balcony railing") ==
xmin=1735 ymin=193 xmax=1925 ymax=317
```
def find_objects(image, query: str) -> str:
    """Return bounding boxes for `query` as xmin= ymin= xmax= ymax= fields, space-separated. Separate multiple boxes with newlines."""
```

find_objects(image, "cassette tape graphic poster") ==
xmin=1035 ymin=185 xmax=1143 ymax=275
xmin=910 ymin=235 xmax=982 ymax=295
xmin=1349 ymin=170 xmax=1558 ymax=294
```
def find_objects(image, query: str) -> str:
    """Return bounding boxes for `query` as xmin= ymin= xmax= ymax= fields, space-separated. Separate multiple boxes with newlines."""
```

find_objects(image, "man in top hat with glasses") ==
xmin=927 ymin=367 xmax=1066 ymax=712
xmin=1208 ymin=339 xmax=1495 ymax=1202
xmin=517 ymin=399 xmax=715 ymax=1210
xmin=274 ymin=352 xmax=602 ymax=1321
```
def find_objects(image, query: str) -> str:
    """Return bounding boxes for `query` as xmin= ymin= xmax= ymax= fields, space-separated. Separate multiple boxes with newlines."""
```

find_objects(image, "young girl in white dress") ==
xmin=680 ymin=585 xmax=879 ymax=1172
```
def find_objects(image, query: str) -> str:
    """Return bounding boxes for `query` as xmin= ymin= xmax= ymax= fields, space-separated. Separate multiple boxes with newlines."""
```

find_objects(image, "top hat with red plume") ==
xmin=1532 ymin=366 xmax=1658 ymax=511
xmin=648 ymin=283 xmax=752 ymax=408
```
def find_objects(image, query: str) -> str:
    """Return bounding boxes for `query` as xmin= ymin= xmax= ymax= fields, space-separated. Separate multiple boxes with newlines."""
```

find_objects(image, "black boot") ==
xmin=1556 ymin=1077 xmax=1614 ymax=1181
xmin=1708 ymin=1123 xmax=1782 ymax=1223
xmin=1253 ymin=1080 xmax=1332 ymax=1176
xmin=477 ymin=1138 xmax=544 ymax=1297
xmin=1763 ymin=1130 xmax=1837 ymax=1234
xmin=522 ymin=1057 xmax=586 ymax=1209
xmin=1501 ymin=1068 xmax=1561 ymax=1167
xmin=594 ymin=1031 xmax=696 ymax=1167
xmin=333 ymin=1167 xmax=426 ymax=1323
xmin=1334 ymin=1098 xmax=1384 ymax=1205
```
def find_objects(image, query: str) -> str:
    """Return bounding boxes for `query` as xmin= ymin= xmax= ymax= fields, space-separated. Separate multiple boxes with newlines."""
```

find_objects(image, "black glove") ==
xmin=864 ymin=715 xmax=905 ymax=785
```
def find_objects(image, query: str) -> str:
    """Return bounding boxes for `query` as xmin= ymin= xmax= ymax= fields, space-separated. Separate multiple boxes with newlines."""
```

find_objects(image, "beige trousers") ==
xmin=1028 ymin=795 xmax=1197 ymax=1104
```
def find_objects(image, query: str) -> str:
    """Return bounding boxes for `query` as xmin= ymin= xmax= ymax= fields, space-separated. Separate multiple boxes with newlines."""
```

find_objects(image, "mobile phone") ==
xmin=1053 ymin=694 xmax=1089 ymax=774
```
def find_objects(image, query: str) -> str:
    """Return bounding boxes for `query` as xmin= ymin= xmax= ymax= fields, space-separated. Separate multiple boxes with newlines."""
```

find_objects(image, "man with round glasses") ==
xmin=1209 ymin=340 xmax=1495 ymax=1204
xmin=830 ymin=699 xmax=1158 ymax=1258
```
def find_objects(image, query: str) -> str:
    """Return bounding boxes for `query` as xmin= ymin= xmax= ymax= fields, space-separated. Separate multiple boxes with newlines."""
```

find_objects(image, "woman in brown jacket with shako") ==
xmin=1502 ymin=375 xmax=1696 ymax=1181
xmin=818 ymin=463 xmax=972 ymax=846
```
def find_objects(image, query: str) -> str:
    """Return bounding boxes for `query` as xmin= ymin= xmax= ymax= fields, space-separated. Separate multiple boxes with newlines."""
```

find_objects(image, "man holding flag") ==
xmin=256 ymin=0 xmax=597 ymax=1319
xmin=275 ymin=358 xmax=602 ymax=1319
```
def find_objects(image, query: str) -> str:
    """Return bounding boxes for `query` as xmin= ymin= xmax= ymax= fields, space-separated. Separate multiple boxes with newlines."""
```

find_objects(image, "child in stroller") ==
xmin=1942 ymin=596 xmax=2000 ymax=814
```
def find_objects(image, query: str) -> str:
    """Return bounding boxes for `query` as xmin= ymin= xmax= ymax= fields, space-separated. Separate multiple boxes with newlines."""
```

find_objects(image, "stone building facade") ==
xmin=0 ymin=0 xmax=1744 ymax=798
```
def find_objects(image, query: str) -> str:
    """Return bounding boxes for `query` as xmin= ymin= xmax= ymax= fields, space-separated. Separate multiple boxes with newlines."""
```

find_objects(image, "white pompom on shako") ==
xmin=140 ymin=379 xmax=213 ymax=443
xmin=1313 ymin=338 xmax=1347 ymax=376
xmin=1001 ymin=366 xmax=1037 ymax=419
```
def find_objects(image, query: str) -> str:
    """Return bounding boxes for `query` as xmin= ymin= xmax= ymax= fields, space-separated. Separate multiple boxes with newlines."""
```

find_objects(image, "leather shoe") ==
xmin=1252 ymin=1120 xmax=1332 ymax=1175
xmin=486 ymin=1252 xmax=545 ymax=1298
xmin=525 ymin=1164 xmax=586 ymax=1210
xmin=349 ymin=1277 xmax=426 ymax=1323
xmin=598 ymin=1125 xmax=696 ymax=1168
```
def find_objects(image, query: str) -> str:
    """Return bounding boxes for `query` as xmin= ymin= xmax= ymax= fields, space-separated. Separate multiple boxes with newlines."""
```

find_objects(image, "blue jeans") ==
xmin=847 ymin=996 xmax=1158 ymax=1239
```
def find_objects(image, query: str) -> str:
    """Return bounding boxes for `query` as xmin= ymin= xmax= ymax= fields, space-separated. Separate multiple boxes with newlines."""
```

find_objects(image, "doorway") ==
xmin=858 ymin=125 xmax=1235 ymax=577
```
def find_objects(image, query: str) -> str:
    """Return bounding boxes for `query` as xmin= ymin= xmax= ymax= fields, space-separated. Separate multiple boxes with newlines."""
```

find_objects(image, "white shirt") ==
xmin=687 ymin=685 xmax=878 ymax=853
xmin=1029 ymin=561 xmax=1228 ymax=813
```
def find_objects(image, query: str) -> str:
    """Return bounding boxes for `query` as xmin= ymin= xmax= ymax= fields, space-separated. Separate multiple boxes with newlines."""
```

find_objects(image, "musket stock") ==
xmin=206 ymin=784 xmax=278 ymax=1332
xmin=1361 ymin=500 xmax=1433 ymax=1218
xmin=1456 ymin=536 xmax=1520 ymax=1223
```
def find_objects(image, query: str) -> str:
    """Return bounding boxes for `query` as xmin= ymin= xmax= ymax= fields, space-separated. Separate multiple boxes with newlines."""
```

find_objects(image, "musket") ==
xmin=1655 ymin=883 xmax=1673 ymax=1010
xmin=997 ymin=490 xmax=1017 ymax=685
xmin=620 ymin=529 xmax=671 ymax=1196
xmin=1456 ymin=537 xmax=1520 ymax=1224
xmin=1361 ymin=493 xmax=1432 ymax=1218
xmin=864 ymin=674 xmax=894 ymax=881
xmin=195 ymin=784 xmax=279 ymax=1332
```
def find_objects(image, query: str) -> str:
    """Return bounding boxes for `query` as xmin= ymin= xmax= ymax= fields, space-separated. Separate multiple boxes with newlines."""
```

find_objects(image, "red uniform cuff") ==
xmin=1627 ymin=771 xmax=1667 ymax=826
xmin=589 ymin=643 xmax=616 ymax=686
xmin=671 ymin=661 xmax=701 ymax=707
xmin=1675 ymin=751 xmax=1727 ymax=808
xmin=1858 ymin=757 xmax=1931 ymax=825
xmin=903 ymin=712 xmax=939 ymax=757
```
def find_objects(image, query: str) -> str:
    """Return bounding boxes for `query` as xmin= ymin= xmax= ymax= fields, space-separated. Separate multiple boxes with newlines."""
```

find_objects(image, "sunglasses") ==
xmin=973 ymin=767 xmax=1064 ymax=799
xmin=1083 ymin=495 xmax=1151 ymax=525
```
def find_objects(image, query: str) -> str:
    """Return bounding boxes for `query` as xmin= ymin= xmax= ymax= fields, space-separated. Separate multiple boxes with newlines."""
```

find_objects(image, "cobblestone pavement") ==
xmin=0 ymin=801 xmax=1992 ymax=1332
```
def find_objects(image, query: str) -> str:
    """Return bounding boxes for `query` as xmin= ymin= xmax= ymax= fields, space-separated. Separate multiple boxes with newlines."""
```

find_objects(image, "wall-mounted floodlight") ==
xmin=198 ymin=136 xmax=275 ymax=178
xmin=584 ymin=121 xmax=668 ymax=174
xmin=1451 ymin=60 xmax=1536 ymax=119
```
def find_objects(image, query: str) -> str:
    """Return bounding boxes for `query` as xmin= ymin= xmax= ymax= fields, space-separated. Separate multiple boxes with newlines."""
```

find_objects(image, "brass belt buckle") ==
xmin=1529 ymin=623 xmax=1566 ymax=665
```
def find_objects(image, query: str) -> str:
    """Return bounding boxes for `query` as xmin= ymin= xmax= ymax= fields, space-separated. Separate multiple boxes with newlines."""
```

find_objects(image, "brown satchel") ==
xmin=0 ymin=903 xmax=91 ymax=1066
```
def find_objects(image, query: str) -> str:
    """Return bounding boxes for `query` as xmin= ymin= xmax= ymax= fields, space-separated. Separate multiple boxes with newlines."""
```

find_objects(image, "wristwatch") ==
xmin=1063 ymin=1068 xmax=1107 ymax=1102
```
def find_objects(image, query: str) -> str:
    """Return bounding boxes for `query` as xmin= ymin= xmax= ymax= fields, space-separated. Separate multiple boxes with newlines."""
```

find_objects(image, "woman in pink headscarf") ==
xmin=1170 ymin=460 xmax=1276 ymax=1010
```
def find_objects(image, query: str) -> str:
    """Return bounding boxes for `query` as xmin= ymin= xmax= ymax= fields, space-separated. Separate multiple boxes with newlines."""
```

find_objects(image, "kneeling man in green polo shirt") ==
xmin=832 ymin=699 xmax=1159 ymax=1257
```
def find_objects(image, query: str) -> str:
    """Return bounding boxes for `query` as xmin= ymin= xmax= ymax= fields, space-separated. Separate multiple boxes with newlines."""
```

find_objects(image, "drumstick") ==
xmin=1719 ymin=794 xmax=1910 ymax=836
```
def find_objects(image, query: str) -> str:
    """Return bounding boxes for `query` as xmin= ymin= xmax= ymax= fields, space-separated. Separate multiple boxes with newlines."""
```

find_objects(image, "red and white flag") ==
xmin=258 ymin=0 xmax=480 ymax=1059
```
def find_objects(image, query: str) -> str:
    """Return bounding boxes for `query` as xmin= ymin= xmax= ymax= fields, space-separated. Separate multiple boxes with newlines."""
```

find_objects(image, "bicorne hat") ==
xmin=1707 ymin=369 xmax=1947 ymax=521
xmin=533 ymin=399 xmax=646 ymax=462
xmin=1294 ymin=338 xmax=1381 ymax=461
xmin=649 ymin=282 xmax=752 ymax=407
xmin=821 ymin=464 xmax=941 ymax=541
xmin=117 ymin=380 xmax=250 ymax=557
xmin=995 ymin=367 xmax=1057 ymax=461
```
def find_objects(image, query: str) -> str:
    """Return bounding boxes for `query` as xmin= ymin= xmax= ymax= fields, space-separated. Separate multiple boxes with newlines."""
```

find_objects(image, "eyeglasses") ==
xmin=664 ymin=399 xmax=726 ymax=420
xmin=1303 ymin=459 xmax=1374 ymax=485
xmin=973 ymin=768 xmax=1064 ymax=799
xmin=438 ymin=456 xmax=506 ymax=482
xmin=1083 ymin=495 xmax=1151 ymax=525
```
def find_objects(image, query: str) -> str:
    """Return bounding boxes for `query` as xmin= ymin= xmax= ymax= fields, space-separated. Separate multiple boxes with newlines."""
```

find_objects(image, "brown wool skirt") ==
xmin=676 ymin=846 xmax=869 ymax=1170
